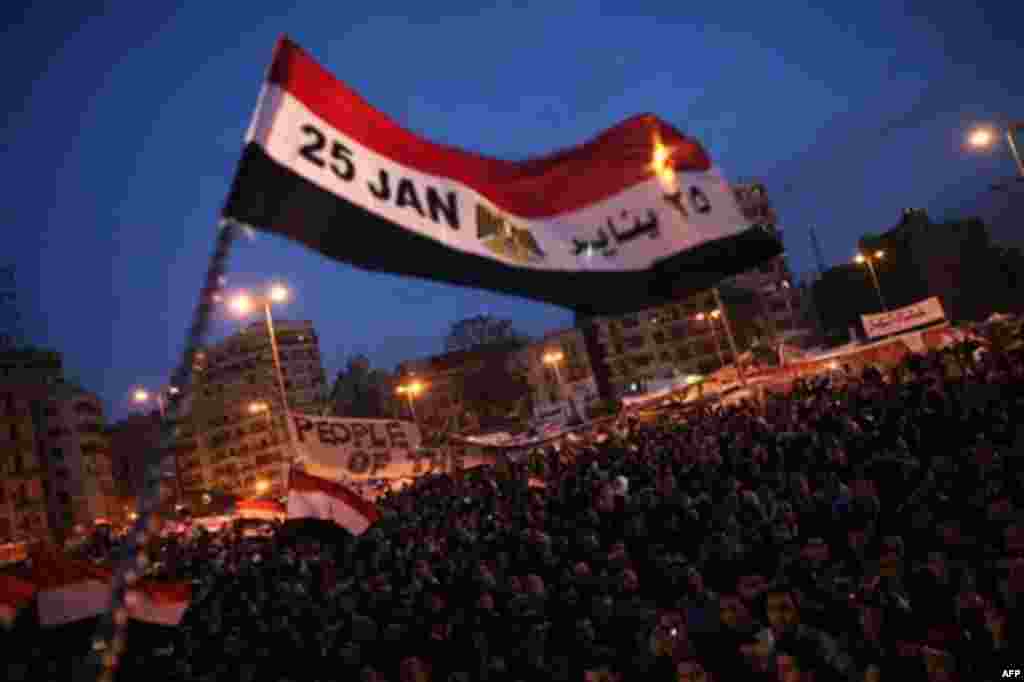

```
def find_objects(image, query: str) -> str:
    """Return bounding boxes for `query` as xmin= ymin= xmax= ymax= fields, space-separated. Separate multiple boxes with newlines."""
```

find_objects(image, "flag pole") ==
xmin=92 ymin=219 xmax=241 ymax=682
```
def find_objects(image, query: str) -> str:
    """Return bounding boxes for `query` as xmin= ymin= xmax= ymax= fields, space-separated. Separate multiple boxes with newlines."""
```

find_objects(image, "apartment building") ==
xmin=0 ymin=389 xmax=48 ymax=543
xmin=41 ymin=385 xmax=117 ymax=539
xmin=576 ymin=181 xmax=810 ymax=399
xmin=579 ymin=255 xmax=809 ymax=399
xmin=395 ymin=341 xmax=524 ymax=432
xmin=512 ymin=328 xmax=599 ymax=417
xmin=178 ymin=320 xmax=327 ymax=499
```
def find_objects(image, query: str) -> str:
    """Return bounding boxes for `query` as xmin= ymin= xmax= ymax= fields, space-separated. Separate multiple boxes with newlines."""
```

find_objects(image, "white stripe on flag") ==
xmin=287 ymin=470 xmax=380 ymax=535
xmin=38 ymin=580 xmax=112 ymax=627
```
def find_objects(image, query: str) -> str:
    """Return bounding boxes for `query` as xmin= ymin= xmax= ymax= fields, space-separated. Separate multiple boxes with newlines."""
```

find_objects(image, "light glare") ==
xmin=230 ymin=293 xmax=253 ymax=316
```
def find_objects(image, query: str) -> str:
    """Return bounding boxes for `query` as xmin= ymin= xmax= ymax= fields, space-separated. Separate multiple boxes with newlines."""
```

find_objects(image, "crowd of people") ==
xmin=5 ymin=338 xmax=1024 ymax=681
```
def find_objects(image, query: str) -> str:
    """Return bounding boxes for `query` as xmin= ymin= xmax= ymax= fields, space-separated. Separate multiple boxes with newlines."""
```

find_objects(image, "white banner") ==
xmin=291 ymin=414 xmax=425 ymax=480
xmin=860 ymin=297 xmax=946 ymax=339
xmin=291 ymin=413 xmax=497 ymax=480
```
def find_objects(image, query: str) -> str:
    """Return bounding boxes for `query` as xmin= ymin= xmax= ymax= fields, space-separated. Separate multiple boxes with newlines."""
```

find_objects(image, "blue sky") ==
xmin=3 ymin=1 xmax=1021 ymax=419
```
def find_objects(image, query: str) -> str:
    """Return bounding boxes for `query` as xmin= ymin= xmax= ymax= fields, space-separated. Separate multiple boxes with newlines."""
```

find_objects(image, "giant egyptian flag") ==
xmin=223 ymin=38 xmax=782 ymax=316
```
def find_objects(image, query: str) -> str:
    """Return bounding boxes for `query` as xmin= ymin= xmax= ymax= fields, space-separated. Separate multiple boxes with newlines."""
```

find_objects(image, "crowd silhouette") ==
xmin=4 ymin=339 xmax=1023 ymax=682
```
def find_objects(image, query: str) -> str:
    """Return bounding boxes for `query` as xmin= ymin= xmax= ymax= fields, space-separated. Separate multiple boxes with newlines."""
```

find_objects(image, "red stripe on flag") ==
xmin=0 ymin=574 xmax=37 ymax=610
xmin=289 ymin=468 xmax=381 ymax=524
xmin=266 ymin=37 xmax=713 ymax=219
xmin=28 ymin=549 xmax=113 ymax=588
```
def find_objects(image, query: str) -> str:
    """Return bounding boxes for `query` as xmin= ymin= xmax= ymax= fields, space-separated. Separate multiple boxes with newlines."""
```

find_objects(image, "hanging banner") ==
xmin=223 ymin=37 xmax=782 ymax=316
xmin=291 ymin=413 xmax=428 ymax=480
xmin=860 ymin=297 xmax=946 ymax=339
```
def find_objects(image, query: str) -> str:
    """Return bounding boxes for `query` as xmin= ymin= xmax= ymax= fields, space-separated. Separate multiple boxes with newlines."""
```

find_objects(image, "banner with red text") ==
xmin=861 ymin=297 xmax=946 ymax=339
xmin=223 ymin=38 xmax=782 ymax=316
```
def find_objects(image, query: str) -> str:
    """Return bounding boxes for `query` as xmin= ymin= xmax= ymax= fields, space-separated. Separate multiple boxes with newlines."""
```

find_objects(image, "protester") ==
xmin=3 ymin=336 xmax=1022 ymax=681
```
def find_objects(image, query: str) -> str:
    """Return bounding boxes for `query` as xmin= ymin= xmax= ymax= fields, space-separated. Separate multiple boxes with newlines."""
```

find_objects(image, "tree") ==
xmin=330 ymin=355 xmax=392 ymax=418
xmin=443 ymin=315 xmax=529 ymax=352
xmin=457 ymin=353 xmax=532 ymax=429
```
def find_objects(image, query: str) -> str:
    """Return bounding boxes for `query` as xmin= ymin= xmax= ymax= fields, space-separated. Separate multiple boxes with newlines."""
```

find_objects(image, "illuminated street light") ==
xmin=269 ymin=283 xmax=289 ymax=304
xmin=694 ymin=310 xmax=727 ymax=369
xmin=967 ymin=127 xmax=995 ymax=149
xmin=249 ymin=401 xmax=270 ymax=415
xmin=542 ymin=348 xmax=581 ymax=422
xmin=854 ymin=250 xmax=888 ymax=311
xmin=225 ymin=283 xmax=294 ymax=488
xmin=396 ymin=381 xmax=428 ymax=421
xmin=255 ymin=480 xmax=270 ymax=495
xmin=229 ymin=293 xmax=253 ymax=316
xmin=966 ymin=122 xmax=1024 ymax=178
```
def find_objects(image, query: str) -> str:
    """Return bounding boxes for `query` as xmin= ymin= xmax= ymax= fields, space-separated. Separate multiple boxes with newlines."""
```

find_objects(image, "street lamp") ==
xmin=694 ymin=309 xmax=727 ymax=370
xmin=395 ymin=380 xmax=427 ymax=422
xmin=254 ymin=479 xmax=270 ymax=495
xmin=542 ymin=349 xmax=582 ymax=424
xmin=132 ymin=385 xmax=180 ymax=419
xmin=967 ymin=122 xmax=1024 ymax=178
xmin=854 ymin=250 xmax=888 ymax=311
xmin=132 ymin=385 xmax=183 ymax=502
xmin=228 ymin=283 xmax=294 ymax=495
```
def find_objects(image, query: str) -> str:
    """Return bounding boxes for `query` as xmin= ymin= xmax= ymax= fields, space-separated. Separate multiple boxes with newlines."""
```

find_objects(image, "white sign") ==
xmin=861 ymin=297 xmax=945 ymax=339
xmin=291 ymin=413 xmax=494 ymax=480
xmin=291 ymin=414 xmax=426 ymax=480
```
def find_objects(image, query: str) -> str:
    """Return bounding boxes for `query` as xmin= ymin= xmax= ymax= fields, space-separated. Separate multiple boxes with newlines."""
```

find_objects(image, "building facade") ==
xmin=107 ymin=412 xmax=162 ymax=499
xmin=579 ymin=255 xmax=809 ymax=399
xmin=395 ymin=342 xmax=525 ymax=433
xmin=179 ymin=320 xmax=327 ymax=499
xmin=576 ymin=181 xmax=812 ymax=399
xmin=0 ymin=388 xmax=48 ymax=543
xmin=39 ymin=385 xmax=117 ymax=540
xmin=512 ymin=328 xmax=599 ymax=418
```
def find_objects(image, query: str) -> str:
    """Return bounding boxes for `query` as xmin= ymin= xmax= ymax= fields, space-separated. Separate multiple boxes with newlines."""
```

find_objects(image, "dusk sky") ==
xmin=3 ymin=1 xmax=1021 ymax=419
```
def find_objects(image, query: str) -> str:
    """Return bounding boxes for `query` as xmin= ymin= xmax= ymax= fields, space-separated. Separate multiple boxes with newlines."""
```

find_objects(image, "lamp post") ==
xmin=710 ymin=287 xmax=747 ymax=387
xmin=542 ymin=348 xmax=582 ymax=424
xmin=395 ymin=380 xmax=427 ymax=422
xmin=248 ymin=400 xmax=276 ymax=446
xmin=967 ymin=123 xmax=1024 ymax=178
xmin=694 ymin=310 xmax=727 ymax=370
xmin=229 ymin=283 xmax=293 ymax=495
xmin=854 ymin=250 xmax=888 ymax=312
xmin=132 ymin=386 xmax=182 ymax=504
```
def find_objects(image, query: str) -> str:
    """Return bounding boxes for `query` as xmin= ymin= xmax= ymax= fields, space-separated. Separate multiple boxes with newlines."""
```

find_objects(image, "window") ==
xmin=9 ymin=424 xmax=19 ymax=441
xmin=57 ymin=491 xmax=71 ymax=506
xmin=50 ymin=447 xmax=64 ymax=460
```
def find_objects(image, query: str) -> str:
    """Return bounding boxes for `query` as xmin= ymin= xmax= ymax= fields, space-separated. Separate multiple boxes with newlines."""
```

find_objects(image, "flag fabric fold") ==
xmin=125 ymin=580 xmax=192 ymax=627
xmin=287 ymin=468 xmax=381 ymax=535
xmin=224 ymin=37 xmax=782 ymax=316
xmin=0 ymin=573 xmax=37 ymax=626
xmin=29 ymin=550 xmax=114 ymax=627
